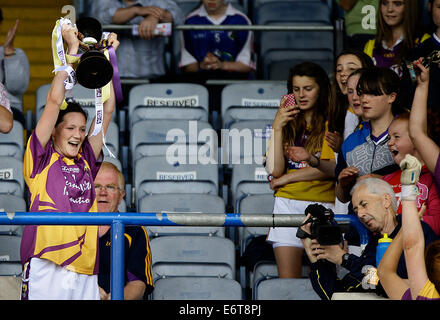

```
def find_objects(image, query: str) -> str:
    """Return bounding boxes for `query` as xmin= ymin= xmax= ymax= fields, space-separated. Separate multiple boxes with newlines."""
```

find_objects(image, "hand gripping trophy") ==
xmin=406 ymin=50 xmax=440 ymax=83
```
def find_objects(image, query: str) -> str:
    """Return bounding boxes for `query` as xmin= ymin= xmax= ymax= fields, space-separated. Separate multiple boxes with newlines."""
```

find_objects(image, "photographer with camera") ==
xmin=299 ymin=178 xmax=438 ymax=300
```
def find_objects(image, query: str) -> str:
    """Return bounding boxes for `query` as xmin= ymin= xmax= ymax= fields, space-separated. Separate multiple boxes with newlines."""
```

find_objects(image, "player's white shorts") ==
xmin=266 ymin=197 xmax=335 ymax=248
xmin=21 ymin=258 xmax=100 ymax=300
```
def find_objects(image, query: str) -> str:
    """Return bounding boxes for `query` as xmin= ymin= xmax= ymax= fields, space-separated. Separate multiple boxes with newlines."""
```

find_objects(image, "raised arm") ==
xmin=408 ymin=62 xmax=440 ymax=174
xmin=265 ymin=100 xmax=300 ymax=177
xmin=400 ymin=154 xmax=429 ymax=299
xmin=35 ymin=24 xmax=79 ymax=149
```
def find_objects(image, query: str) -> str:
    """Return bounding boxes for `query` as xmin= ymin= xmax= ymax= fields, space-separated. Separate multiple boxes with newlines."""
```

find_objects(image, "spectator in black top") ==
xmin=96 ymin=162 xmax=154 ymax=300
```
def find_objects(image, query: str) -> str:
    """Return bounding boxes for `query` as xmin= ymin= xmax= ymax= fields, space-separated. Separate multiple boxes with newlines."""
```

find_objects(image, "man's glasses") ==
xmin=94 ymin=184 xmax=120 ymax=193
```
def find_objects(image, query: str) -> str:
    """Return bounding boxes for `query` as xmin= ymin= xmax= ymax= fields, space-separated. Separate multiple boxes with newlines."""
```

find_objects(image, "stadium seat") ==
xmin=254 ymin=278 xmax=320 ymax=300
xmin=0 ymin=262 xmax=22 ymax=276
xmin=152 ymin=276 xmax=242 ymax=300
xmin=230 ymin=163 xmax=271 ymax=212
xmin=263 ymin=49 xmax=334 ymax=80
xmin=139 ymin=193 xmax=226 ymax=238
xmin=130 ymin=119 xmax=215 ymax=173
xmin=237 ymin=194 xmax=274 ymax=289
xmin=223 ymin=120 xmax=272 ymax=170
xmin=150 ymin=235 xmax=236 ymax=278
xmin=103 ymin=156 xmax=122 ymax=172
xmin=35 ymin=84 xmax=118 ymax=124
xmin=238 ymin=193 xmax=274 ymax=255
xmin=259 ymin=24 xmax=334 ymax=80
xmin=251 ymin=261 xmax=278 ymax=292
xmin=153 ymin=263 xmax=234 ymax=281
xmin=0 ymin=157 xmax=24 ymax=197
xmin=102 ymin=121 xmax=119 ymax=158
xmin=220 ymin=81 xmax=286 ymax=129
xmin=0 ymin=120 xmax=24 ymax=160
xmin=128 ymin=83 xmax=209 ymax=126
xmin=254 ymin=1 xmax=331 ymax=25
xmin=0 ymin=194 xmax=27 ymax=236
xmin=0 ymin=234 xmax=21 ymax=262
xmin=134 ymin=155 xmax=219 ymax=209
xmin=254 ymin=1 xmax=334 ymax=80
xmin=176 ymin=0 xmax=244 ymax=16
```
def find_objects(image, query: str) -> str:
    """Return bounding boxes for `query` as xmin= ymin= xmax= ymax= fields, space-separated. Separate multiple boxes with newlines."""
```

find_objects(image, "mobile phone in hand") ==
xmin=282 ymin=93 xmax=298 ymax=108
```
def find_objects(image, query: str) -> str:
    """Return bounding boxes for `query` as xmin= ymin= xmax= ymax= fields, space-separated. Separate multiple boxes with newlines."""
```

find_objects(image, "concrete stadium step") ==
xmin=0 ymin=0 xmax=71 ymax=7
xmin=1 ymin=7 xmax=66 ymax=20
xmin=0 ymin=19 xmax=60 ymax=36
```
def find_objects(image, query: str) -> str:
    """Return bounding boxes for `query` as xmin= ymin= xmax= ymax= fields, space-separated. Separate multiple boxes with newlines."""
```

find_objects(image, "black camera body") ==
xmin=296 ymin=204 xmax=342 ymax=245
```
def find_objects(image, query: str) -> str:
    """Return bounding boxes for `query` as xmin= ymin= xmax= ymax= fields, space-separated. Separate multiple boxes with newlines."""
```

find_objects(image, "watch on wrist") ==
xmin=341 ymin=253 xmax=350 ymax=267
xmin=309 ymin=154 xmax=320 ymax=168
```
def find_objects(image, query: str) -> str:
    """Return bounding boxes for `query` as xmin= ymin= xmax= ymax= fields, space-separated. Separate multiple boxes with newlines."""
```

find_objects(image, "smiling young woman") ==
xmin=20 ymin=24 xmax=119 ymax=300
xmin=264 ymin=62 xmax=336 ymax=278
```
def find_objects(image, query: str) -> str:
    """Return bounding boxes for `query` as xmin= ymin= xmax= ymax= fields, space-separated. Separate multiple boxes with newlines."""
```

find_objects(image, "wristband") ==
xmin=401 ymin=184 xmax=419 ymax=201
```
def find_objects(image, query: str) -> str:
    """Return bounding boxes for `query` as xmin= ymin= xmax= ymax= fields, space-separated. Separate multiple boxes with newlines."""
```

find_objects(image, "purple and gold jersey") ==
xmin=20 ymin=131 xmax=102 ymax=275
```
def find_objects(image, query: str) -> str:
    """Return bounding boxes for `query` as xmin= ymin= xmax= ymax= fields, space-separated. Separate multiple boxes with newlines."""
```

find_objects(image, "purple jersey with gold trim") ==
xmin=20 ymin=131 xmax=102 ymax=275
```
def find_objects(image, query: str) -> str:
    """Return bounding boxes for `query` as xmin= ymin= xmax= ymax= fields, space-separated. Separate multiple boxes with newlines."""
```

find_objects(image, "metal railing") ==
xmin=0 ymin=211 xmax=368 ymax=300
xmin=103 ymin=24 xmax=335 ymax=32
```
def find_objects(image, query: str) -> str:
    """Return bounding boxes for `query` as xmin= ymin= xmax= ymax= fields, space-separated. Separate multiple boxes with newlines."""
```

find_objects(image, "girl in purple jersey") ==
xmin=20 ymin=24 xmax=119 ymax=300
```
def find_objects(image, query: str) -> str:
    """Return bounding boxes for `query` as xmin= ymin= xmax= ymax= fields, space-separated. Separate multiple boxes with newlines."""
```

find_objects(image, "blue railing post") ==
xmin=110 ymin=220 xmax=125 ymax=300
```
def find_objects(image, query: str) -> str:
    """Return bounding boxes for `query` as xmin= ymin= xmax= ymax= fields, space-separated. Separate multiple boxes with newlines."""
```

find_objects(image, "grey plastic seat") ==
xmin=251 ymin=261 xmax=278 ymax=292
xmin=0 ymin=121 xmax=24 ymax=160
xmin=238 ymin=193 xmax=274 ymax=254
xmin=150 ymin=235 xmax=236 ymax=282
xmin=176 ymin=0 xmax=244 ymax=16
xmin=134 ymin=155 xmax=219 ymax=209
xmin=263 ymin=49 xmax=334 ymax=80
xmin=237 ymin=194 xmax=275 ymax=289
xmin=255 ymin=1 xmax=334 ymax=81
xmin=130 ymin=119 xmax=215 ymax=173
xmin=259 ymin=22 xmax=334 ymax=58
xmin=153 ymin=263 xmax=234 ymax=281
xmin=35 ymin=84 xmax=117 ymax=123
xmin=0 ymin=194 xmax=27 ymax=236
xmin=139 ymin=193 xmax=225 ymax=238
xmin=0 ymin=234 xmax=21 ymax=262
xmin=224 ymin=120 xmax=272 ymax=169
xmin=150 ymin=235 xmax=235 ymax=272
xmin=0 ymin=262 xmax=22 ymax=276
xmin=35 ymin=83 xmax=50 ymax=117
xmin=230 ymin=163 xmax=272 ymax=212
xmin=102 ymin=156 xmax=122 ymax=172
xmin=254 ymin=278 xmax=320 ymax=300
xmin=254 ymin=1 xmax=331 ymax=25
xmin=152 ymin=276 xmax=242 ymax=300
xmin=221 ymin=81 xmax=286 ymax=129
xmin=128 ymin=83 xmax=209 ymax=126
xmin=0 ymin=157 xmax=24 ymax=197
xmin=101 ymin=121 xmax=119 ymax=158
